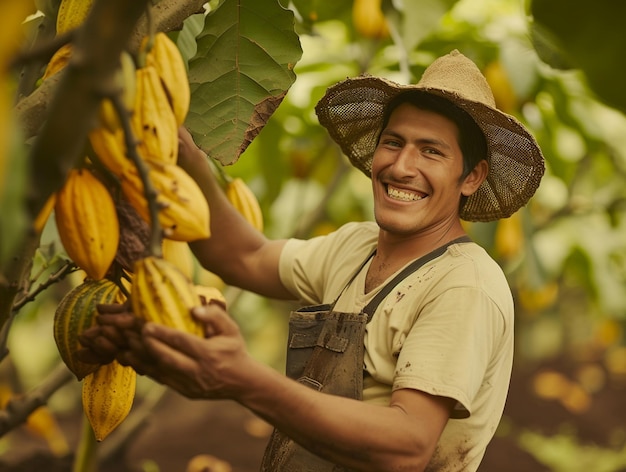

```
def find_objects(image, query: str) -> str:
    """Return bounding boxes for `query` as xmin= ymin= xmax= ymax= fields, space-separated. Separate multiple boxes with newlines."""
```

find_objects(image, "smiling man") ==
xmin=80 ymin=50 xmax=545 ymax=471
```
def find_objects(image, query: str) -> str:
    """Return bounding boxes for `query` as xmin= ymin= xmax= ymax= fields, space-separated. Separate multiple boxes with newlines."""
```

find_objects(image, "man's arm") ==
xmin=241 ymin=365 xmax=454 ymax=471
xmin=177 ymin=127 xmax=293 ymax=300
xmin=111 ymin=304 xmax=454 ymax=472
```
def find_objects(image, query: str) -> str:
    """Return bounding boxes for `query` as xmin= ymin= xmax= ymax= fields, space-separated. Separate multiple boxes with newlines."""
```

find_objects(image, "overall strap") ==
xmin=363 ymin=235 xmax=472 ymax=321
xmin=327 ymin=249 xmax=377 ymax=311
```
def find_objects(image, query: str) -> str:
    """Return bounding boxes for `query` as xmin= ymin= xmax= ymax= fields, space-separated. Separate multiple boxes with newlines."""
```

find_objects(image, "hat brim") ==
xmin=315 ymin=75 xmax=545 ymax=222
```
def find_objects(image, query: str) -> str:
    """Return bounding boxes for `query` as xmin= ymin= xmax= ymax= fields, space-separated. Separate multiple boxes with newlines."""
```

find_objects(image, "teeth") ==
xmin=387 ymin=186 xmax=426 ymax=202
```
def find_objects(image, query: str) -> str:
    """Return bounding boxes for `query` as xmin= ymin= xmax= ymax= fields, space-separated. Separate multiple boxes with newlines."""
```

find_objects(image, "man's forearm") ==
xmin=180 ymin=146 xmax=260 ymax=271
xmin=235 ymin=361 xmax=440 ymax=471
xmin=178 ymin=143 xmax=291 ymax=299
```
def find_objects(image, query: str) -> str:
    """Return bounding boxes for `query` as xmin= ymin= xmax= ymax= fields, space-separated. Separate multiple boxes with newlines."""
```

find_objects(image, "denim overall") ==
xmin=260 ymin=236 xmax=471 ymax=471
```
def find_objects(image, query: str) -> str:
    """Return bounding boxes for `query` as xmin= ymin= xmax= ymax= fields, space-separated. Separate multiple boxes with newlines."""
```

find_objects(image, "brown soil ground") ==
xmin=1 ymin=354 xmax=624 ymax=472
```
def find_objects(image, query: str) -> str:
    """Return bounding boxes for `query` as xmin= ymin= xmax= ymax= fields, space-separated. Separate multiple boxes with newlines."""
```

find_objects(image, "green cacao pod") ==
xmin=54 ymin=279 xmax=124 ymax=380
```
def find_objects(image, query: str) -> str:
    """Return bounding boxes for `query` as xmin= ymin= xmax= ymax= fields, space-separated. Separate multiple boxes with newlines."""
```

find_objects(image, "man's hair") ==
xmin=378 ymin=90 xmax=488 ymax=210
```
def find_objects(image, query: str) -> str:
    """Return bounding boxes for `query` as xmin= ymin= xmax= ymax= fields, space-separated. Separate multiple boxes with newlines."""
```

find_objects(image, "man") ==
xmin=80 ymin=50 xmax=545 ymax=471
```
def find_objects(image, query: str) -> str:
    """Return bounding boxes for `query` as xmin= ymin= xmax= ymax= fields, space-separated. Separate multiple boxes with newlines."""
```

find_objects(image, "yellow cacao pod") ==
xmin=494 ymin=212 xmax=524 ymax=259
xmin=55 ymin=168 xmax=120 ymax=280
xmin=196 ymin=268 xmax=225 ymax=292
xmin=131 ymin=256 xmax=203 ymax=336
xmin=54 ymin=279 xmax=124 ymax=380
xmin=88 ymin=126 xmax=135 ymax=177
xmin=120 ymin=161 xmax=210 ymax=242
xmin=484 ymin=61 xmax=517 ymax=114
xmin=132 ymin=65 xmax=178 ymax=164
xmin=33 ymin=192 xmax=56 ymax=233
xmin=162 ymin=238 xmax=195 ymax=281
xmin=56 ymin=0 xmax=94 ymax=34
xmin=186 ymin=454 xmax=232 ymax=472
xmin=225 ymin=178 xmax=263 ymax=232
xmin=42 ymin=43 xmax=73 ymax=81
xmin=142 ymin=32 xmax=190 ymax=126
xmin=518 ymin=282 xmax=559 ymax=313
xmin=82 ymin=360 xmax=136 ymax=441
xmin=352 ymin=0 xmax=389 ymax=39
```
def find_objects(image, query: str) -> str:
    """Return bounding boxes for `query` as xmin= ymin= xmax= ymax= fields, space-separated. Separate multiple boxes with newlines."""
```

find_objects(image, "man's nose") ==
xmin=390 ymin=147 xmax=419 ymax=176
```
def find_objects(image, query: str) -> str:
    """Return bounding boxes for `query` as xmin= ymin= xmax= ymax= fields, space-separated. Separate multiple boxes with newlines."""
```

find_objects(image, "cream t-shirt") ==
xmin=278 ymin=221 xmax=514 ymax=471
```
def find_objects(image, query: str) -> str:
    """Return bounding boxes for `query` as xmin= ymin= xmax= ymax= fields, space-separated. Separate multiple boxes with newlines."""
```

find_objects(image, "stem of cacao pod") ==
xmin=73 ymin=414 xmax=97 ymax=472
xmin=10 ymin=260 xmax=77 ymax=313
xmin=110 ymin=93 xmax=163 ymax=258
xmin=136 ymin=3 xmax=156 ymax=69
xmin=111 ymin=264 xmax=131 ymax=299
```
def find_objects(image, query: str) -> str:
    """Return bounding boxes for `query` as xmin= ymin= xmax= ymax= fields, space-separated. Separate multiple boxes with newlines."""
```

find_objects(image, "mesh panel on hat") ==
xmin=461 ymin=113 xmax=544 ymax=221
xmin=320 ymin=84 xmax=386 ymax=173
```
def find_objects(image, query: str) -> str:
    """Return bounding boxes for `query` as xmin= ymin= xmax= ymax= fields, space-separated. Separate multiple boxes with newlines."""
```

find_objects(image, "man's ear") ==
xmin=461 ymin=159 xmax=488 ymax=196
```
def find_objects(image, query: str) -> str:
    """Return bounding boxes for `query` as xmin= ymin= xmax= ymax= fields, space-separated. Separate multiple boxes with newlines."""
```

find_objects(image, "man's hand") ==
xmin=77 ymin=302 xmax=143 ymax=365
xmin=120 ymin=302 xmax=253 ymax=400
xmin=80 ymin=301 xmax=255 ymax=400
xmin=177 ymin=126 xmax=209 ymax=177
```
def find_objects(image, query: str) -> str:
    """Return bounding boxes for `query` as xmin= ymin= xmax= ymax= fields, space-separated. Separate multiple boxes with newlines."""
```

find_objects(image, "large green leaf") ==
xmin=185 ymin=0 xmax=302 ymax=166
xmin=530 ymin=0 xmax=626 ymax=113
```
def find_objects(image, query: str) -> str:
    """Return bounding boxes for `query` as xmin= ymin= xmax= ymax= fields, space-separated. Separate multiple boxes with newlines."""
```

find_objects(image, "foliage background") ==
xmin=1 ymin=0 xmax=625 ymax=470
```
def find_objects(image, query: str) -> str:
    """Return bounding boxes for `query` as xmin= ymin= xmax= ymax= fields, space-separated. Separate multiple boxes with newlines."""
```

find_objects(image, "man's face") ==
xmin=371 ymin=103 xmax=475 ymax=238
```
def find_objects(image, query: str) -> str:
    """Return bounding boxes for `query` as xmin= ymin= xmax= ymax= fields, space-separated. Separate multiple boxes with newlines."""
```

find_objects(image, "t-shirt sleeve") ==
xmin=392 ymin=286 xmax=507 ymax=417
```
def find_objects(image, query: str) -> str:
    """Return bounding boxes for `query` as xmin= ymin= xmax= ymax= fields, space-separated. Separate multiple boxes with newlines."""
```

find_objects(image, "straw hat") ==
xmin=315 ymin=49 xmax=545 ymax=222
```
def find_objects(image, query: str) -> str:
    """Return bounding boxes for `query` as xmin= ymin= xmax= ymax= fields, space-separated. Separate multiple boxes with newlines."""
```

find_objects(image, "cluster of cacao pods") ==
xmin=42 ymin=0 xmax=265 ymax=442
xmin=43 ymin=0 xmax=229 ymax=442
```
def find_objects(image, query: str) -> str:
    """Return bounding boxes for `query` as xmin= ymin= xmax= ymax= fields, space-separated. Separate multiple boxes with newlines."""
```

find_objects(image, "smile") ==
xmin=387 ymin=184 xmax=427 ymax=202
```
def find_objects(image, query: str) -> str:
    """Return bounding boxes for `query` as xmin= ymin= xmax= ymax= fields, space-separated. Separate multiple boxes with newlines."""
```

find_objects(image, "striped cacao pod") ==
xmin=42 ymin=43 xmax=73 ymax=81
xmin=131 ymin=65 xmax=178 ymax=164
xmin=142 ymin=32 xmax=191 ymax=126
xmin=56 ymin=0 xmax=94 ymax=34
xmin=54 ymin=279 xmax=124 ymax=380
xmin=120 ymin=161 xmax=210 ymax=242
xmin=88 ymin=125 xmax=134 ymax=177
xmin=131 ymin=256 xmax=203 ymax=336
xmin=162 ymin=238 xmax=195 ymax=281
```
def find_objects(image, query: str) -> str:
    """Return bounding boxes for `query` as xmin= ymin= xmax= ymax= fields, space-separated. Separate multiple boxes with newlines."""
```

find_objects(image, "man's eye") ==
xmin=383 ymin=139 xmax=401 ymax=147
xmin=424 ymin=148 xmax=443 ymax=156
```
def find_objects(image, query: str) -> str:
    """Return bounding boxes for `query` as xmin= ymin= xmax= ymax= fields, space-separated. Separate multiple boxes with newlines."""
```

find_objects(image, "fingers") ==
xmin=116 ymin=330 xmax=159 ymax=375
xmin=76 ymin=303 xmax=141 ymax=365
xmin=141 ymin=321 xmax=206 ymax=361
xmin=96 ymin=312 xmax=143 ymax=330
xmin=191 ymin=303 xmax=238 ymax=338
xmin=95 ymin=302 xmax=129 ymax=315
xmin=178 ymin=126 xmax=194 ymax=145
xmin=75 ymin=347 xmax=114 ymax=365
xmin=117 ymin=324 xmax=199 ymax=389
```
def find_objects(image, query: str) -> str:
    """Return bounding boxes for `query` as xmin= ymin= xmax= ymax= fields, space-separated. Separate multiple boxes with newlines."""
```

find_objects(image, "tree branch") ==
xmin=0 ymin=363 xmax=74 ymax=437
xmin=15 ymin=0 xmax=208 ymax=141
xmin=14 ymin=13 xmax=60 ymax=102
